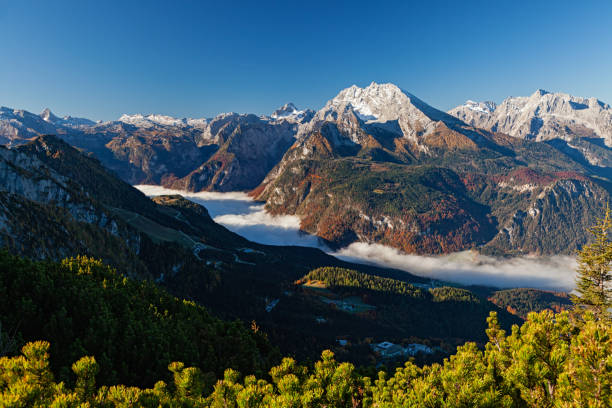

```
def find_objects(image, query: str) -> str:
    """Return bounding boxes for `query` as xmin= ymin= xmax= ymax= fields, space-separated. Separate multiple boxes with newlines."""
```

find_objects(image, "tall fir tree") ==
xmin=572 ymin=204 xmax=612 ymax=316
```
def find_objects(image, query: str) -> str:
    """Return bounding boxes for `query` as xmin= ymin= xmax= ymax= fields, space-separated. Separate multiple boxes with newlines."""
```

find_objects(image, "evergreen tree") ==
xmin=572 ymin=205 xmax=612 ymax=316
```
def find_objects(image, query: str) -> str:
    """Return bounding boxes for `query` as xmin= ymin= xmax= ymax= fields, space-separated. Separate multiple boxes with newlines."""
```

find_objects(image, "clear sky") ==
xmin=1 ymin=0 xmax=611 ymax=121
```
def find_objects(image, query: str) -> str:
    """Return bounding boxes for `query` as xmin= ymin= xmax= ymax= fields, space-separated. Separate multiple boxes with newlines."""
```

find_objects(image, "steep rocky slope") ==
xmin=465 ymin=168 xmax=609 ymax=255
xmin=449 ymin=90 xmax=612 ymax=144
xmin=165 ymin=118 xmax=298 ymax=191
xmin=0 ymin=137 xmax=145 ymax=271
xmin=449 ymin=90 xmax=612 ymax=171
xmin=256 ymin=83 xmax=611 ymax=255
xmin=3 ymin=85 xmax=612 ymax=256
xmin=0 ymin=106 xmax=311 ymax=191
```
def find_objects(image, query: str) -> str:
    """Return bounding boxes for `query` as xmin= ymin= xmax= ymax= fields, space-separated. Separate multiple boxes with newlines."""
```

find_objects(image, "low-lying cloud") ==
xmin=136 ymin=185 xmax=323 ymax=246
xmin=333 ymin=243 xmax=576 ymax=292
xmin=136 ymin=185 xmax=577 ymax=291
xmin=136 ymin=185 xmax=254 ymax=217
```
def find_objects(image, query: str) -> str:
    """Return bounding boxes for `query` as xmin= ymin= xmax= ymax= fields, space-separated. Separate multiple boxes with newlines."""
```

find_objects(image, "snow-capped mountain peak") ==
xmin=326 ymin=82 xmax=410 ymax=121
xmin=118 ymin=113 xmax=208 ymax=128
xmin=295 ymin=82 xmax=463 ymax=149
xmin=449 ymin=90 xmax=612 ymax=147
xmin=322 ymin=82 xmax=455 ymax=125
xmin=40 ymin=108 xmax=60 ymax=123
xmin=271 ymin=103 xmax=302 ymax=118
xmin=464 ymin=100 xmax=497 ymax=114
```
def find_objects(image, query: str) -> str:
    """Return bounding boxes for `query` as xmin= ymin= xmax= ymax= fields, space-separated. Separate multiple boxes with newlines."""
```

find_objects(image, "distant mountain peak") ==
xmin=270 ymin=103 xmax=313 ymax=122
xmin=449 ymin=90 xmax=612 ymax=147
xmin=280 ymin=102 xmax=297 ymax=111
xmin=37 ymin=107 xmax=97 ymax=128
xmin=118 ymin=113 xmax=208 ymax=128
xmin=462 ymin=100 xmax=497 ymax=114
xmin=532 ymin=89 xmax=551 ymax=97
xmin=271 ymin=102 xmax=299 ymax=118
xmin=40 ymin=108 xmax=60 ymax=123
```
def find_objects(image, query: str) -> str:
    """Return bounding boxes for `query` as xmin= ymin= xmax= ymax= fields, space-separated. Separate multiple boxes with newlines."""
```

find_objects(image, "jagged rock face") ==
xmin=449 ymin=90 xmax=612 ymax=146
xmin=297 ymin=82 xmax=466 ymax=150
xmin=257 ymin=84 xmax=612 ymax=256
xmin=0 ymin=138 xmax=144 ymax=267
xmin=0 ymin=107 xmax=306 ymax=191
xmin=0 ymin=146 xmax=72 ymax=204
xmin=166 ymin=120 xmax=297 ymax=191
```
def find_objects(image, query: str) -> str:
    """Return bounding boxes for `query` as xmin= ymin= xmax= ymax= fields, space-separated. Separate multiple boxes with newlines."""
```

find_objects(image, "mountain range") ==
xmin=0 ymin=135 xmax=526 ymax=365
xmin=2 ymin=83 xmax=612 ymax=256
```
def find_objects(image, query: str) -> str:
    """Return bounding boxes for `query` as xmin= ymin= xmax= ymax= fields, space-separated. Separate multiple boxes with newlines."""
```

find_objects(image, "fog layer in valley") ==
xmin=136 ymin=185 xmax=577 ymax=291
xmin=334 ymin=243 xmax=576 ymax=291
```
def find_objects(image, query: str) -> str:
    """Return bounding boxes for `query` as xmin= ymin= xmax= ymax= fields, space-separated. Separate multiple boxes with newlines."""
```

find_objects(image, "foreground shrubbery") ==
xmin=1 ymin=309 xmax=609 ymax=407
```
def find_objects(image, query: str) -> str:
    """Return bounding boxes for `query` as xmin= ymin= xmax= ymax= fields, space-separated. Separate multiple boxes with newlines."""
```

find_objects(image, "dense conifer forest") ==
xmin=1 ymin=243 xmax=611 ymax=407
xmin=0 ymin=252 xmax=276 ymax=389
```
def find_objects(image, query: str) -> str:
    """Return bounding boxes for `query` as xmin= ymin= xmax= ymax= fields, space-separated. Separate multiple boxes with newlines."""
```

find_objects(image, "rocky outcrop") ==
xmin=449 ymin=90 xmax=612 ymax=146
xmin=0 ymin=106 xmax=309 ymax=191
xmin=167 ymin=120 xmax=297 ymax=191
xmin=0 ymin=139 xmax=144 ymax=267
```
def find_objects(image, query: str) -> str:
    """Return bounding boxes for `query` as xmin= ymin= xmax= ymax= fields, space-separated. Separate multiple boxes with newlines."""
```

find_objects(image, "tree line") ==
xmin=1 ymin=208 xmax=611 ymax=406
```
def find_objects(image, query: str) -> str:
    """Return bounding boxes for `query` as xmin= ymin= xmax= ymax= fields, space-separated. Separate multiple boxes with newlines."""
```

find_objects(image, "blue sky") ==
xmin=0 ymin=0 xmax=610 ymax=121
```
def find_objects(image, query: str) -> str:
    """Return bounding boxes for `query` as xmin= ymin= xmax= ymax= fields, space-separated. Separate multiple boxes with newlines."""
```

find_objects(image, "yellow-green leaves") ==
xmin=0 ymin=310 xmax=610 ymax=407
xmin=72 ymin=356 xmax=98 ymax=401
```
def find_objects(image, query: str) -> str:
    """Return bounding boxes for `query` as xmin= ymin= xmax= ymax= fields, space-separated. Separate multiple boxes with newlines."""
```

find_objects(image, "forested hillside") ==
xmin=488 ymin=288 xmax=572 ymax=318
xmin=0 ymin=140 xmax=610 ymax=407
xmin=296 ymin=267 xmax=519 ymax=348
xmin=0 ymin=135 xmax=531 ymax=366
xmin=0 ymin=251 xmax=276 ymax=388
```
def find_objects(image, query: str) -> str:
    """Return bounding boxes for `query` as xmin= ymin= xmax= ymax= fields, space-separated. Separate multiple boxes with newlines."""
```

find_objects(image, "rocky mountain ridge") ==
xmin=449 ymin=89 xmax=612 ymax=147
xmin=0 ymin=104 xmax=314 ymax=190
xmin=2 ymin=84 xmax=612 ymax=255
xmin=255 ymin=84 xmax=611 ymax=255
